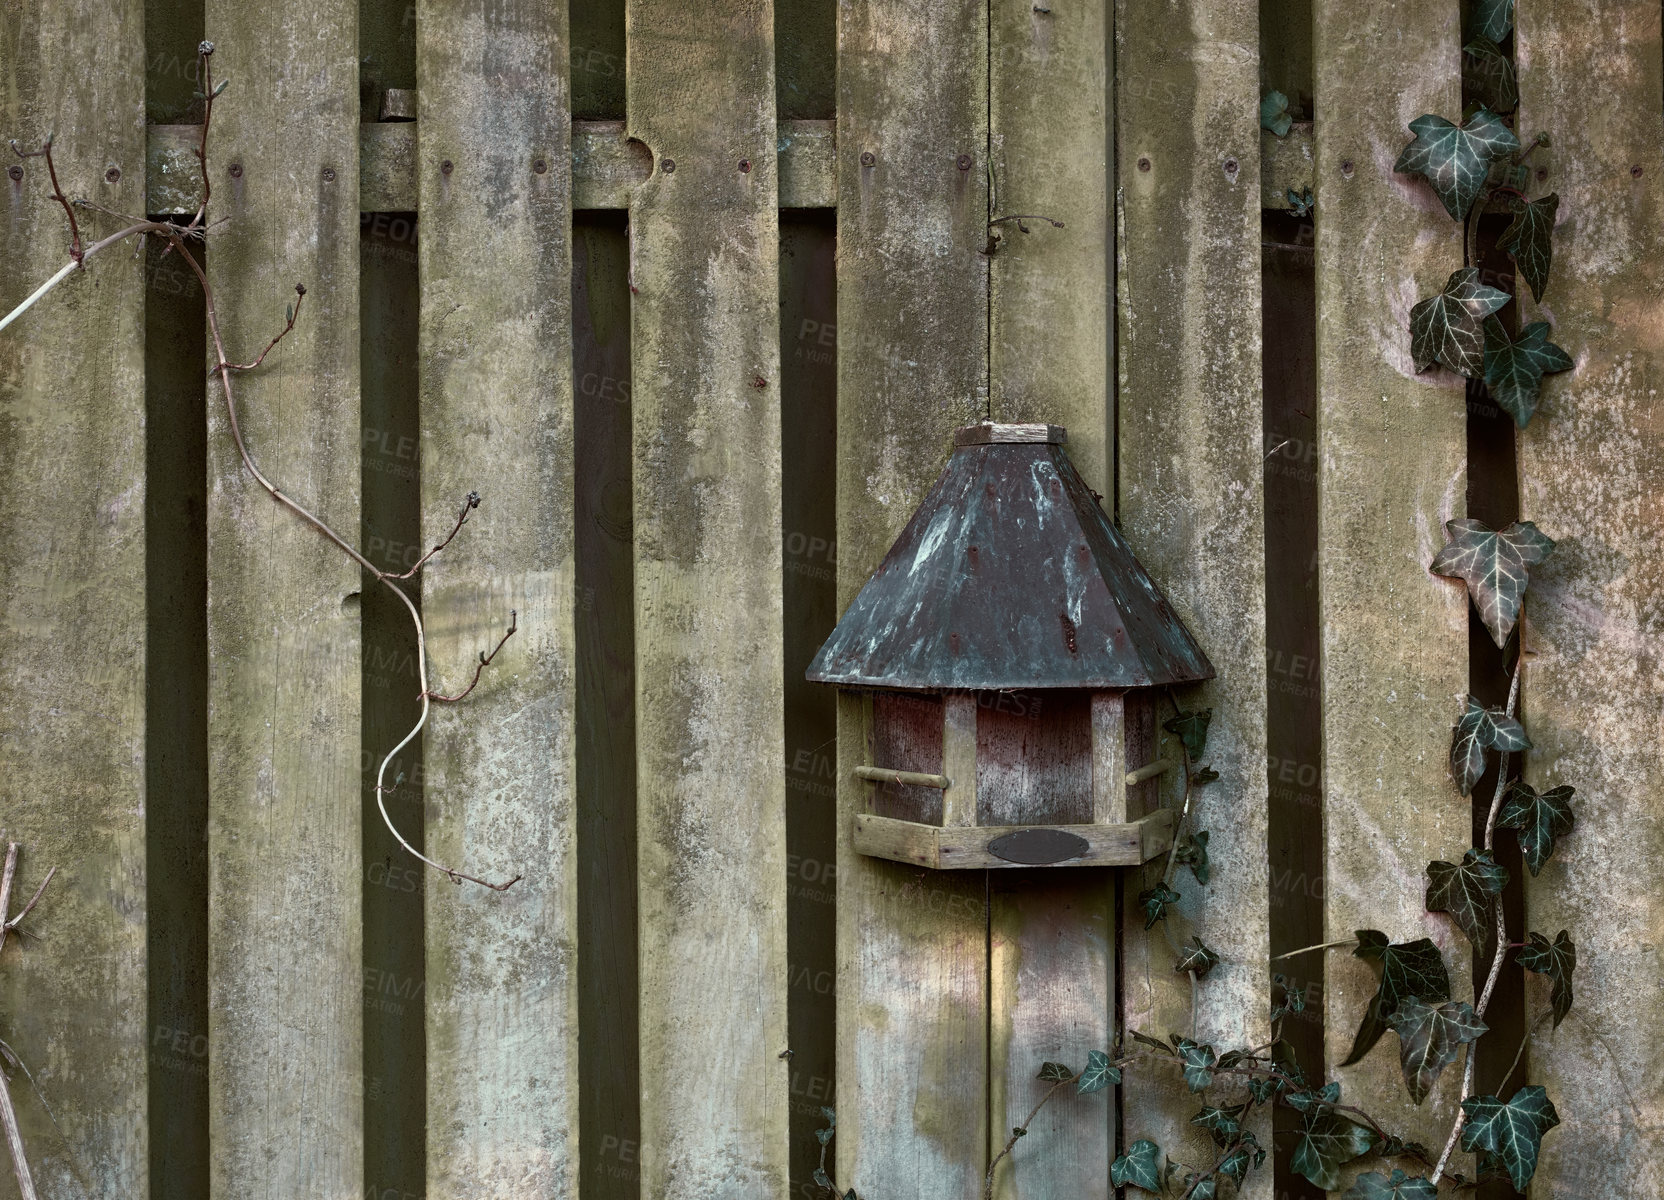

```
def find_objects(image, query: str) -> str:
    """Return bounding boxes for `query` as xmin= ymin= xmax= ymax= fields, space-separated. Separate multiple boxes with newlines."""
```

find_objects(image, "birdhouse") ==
xmin=806 ymin=422 xmax=1213 ymax=869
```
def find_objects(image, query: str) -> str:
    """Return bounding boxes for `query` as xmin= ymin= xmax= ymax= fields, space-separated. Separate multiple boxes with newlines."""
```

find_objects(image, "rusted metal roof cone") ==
xmin=807 ymin=421 xmax=1215 ymax=690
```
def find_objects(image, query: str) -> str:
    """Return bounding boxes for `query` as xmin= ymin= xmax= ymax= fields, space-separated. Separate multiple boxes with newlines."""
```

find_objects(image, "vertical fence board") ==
xmin=1116 ymin=0 xmax=1270 ymax=1184
xmin=416 ymin=4 xmax=577 ymax=1193
xmin=203 ymin=7 xmax=363 ymax=1195
xmin=626 ymin=3 xmax=788 ymax=1194
xmin=835 ymin=0 xmax=988 ymax=1193
xmin=1514 ymin=8 xmax=1664 ymax=1194
xmin=988 ymin=4 xmax=1114 ymax=1196
xmin=0 ymin=6 xmax=147 ymax=1196
xmin=1311 ymin=2 xmax=1470 ymax=1163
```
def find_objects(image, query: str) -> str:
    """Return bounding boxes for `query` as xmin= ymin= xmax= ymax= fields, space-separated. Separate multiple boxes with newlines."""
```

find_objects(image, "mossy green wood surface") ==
xmin=202 ymin=9 xmax=363 ymax=1194
xmin=0 ymin=5 xmax=147 ymax=1195
xmin=1312 ymin=2 xmax=1470 ymax=1167
xmin=835 ymin=0 xmax=988 ymax=1194
xmin=1515 ymin=8 xmax=1664 ymax=1193
xmin=416 ymin=4 xmax=578 ymax=1193
xmin=626 ymin=3 xmax=789 ymax=1194
xmin=1115 ymin=0 xmax=1271 ymax=1186
xmin=988 ymin=3 xmax=1114 ymax=1195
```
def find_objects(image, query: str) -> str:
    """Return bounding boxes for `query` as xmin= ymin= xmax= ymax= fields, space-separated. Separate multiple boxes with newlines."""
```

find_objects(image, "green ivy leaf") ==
xmin=1498 ymin=193 xmax=1560 ymax=302
xmin=1497 ymin=781 xmax=1576 ymax=875
xmin=1483 ymin=318 xmax=1574 ymax=429
xmin=1218 ymin=1144 xmax=1254 ymax=1184
xmin=1432 ymin=518 xmax=1556 ymax=650
xmin=1175 ymin=936 xmax=1220 ymax=978
xmin=1036 ymin=1060 xmax=1074 ymax=1082
xmin=1290 ymin=1110 xmax=1376 ymax=1191
xmin=1394 ymin=108 xmax=1520 ymax=221
xmin=1175 ymin=830 xmax=1211 ymax=885
xmin=1286 ymin=1080 xmax=1341 ymax=1115
xmin=1077 ymin=1049 xmax=1119 ymax=1094
xmin=1260 ymin=90 xmax=1293 ymax=137
xmin=1449 ymin=695 xmax=1533 ymax=795
xmin=1469 ymin=0 xmax=1514 ymax=41
xmin=1517 ymin=930 xmax=1577 ymax=1026
xmin=1344 ymin=1168 xmax=1440 ymax=1199
xmin=1287 ymin=186 xmax=1314 ymax=218
xmin=1426 ymin=849 xmax=1510 ymax=956
xmin=1388 ymin=996 xmax=1488 ymax=1105
xmin=1163 ymin=709 xmax=1212 ymax=760
xmin=1111 ymin=1139 xmax=1164 ymax=1191
xmin=1140 ymin=882 xmax=1181 ymax=930
xmin=1459 ymin=1085 xmax=1560 ymax=1191
xmin=1462 ymin=37 xmax=1517 ymax=113
xmin=1174 ymin=1038 xmax=1218 ymax=1093
xmin=1191 ymin=1103 xmax=1246 ymax=1146
xmin=1343 ymin=932 xmax=1452 ymax=1066
xmin=1410 ymin=268 xmax=1513 ymax=377
xmin=1130 ymin=1028 xmax=1169 ymax=1052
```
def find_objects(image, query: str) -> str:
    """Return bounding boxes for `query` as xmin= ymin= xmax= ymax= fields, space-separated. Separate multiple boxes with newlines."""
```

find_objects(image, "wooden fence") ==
xmin=0 ymin=0 xmax=1659 ymax=1197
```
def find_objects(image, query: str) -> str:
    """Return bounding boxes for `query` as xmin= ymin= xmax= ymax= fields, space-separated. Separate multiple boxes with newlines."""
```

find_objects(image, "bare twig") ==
xmin=984 ymin=1073 xmax=1075 ymax=1200
xmin=209 ymin=283 xmax=305 ymax=375
xmin=3 ymin=40 xmax=521 ymax=893
xmin=1272 ymin=937 xmax=1359 ymax=962
xmin=10 ymin=137 xmax=81 ymax=264
xmin=4 ymin=868 xmax=55 ymax=933
xmin=424 ymin=611 xmax=518 ymax=704
xmin=385 ymin=491 xmax=479 ymax=581
xmin=0 ymin=1067 xmax=36 ymax=1200
xmin=0 ymin=843 xmax=51 ymax=1200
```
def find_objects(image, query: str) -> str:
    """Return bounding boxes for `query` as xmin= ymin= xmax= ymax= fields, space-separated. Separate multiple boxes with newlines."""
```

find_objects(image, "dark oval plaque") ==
xmin=986 ymin=828 xmax=1090 ymax=866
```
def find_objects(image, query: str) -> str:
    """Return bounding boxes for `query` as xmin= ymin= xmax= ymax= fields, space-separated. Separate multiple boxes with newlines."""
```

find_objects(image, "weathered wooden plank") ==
xmin=201 ymin=7 xmax=363 ymax=1194
xmin=1116 ymin=0 xmax=1271 ymax=1186
xmin=0 ymin=4 xmax=148 ymax=1195
xmin=415 ymin=3 xmax=577 ymax=1193
xmin=1311 ymin=1 xmax=1470 ymax=1169
xmin=149 ymin=120 xmax=835 ymax=214
xmin=835 ymin=0 xmax=988 ymax=1192
xmin=626 ymin=2 xmax=788 ymax=1194
xmin=1514 ymin=8 xmax=1664 ymax=1194
xmin=854 ymin=811 xmax=1175 ymax=871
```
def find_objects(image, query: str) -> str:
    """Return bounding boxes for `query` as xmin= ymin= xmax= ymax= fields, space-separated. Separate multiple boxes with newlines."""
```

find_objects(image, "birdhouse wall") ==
xmin=975 ymin=690 xmax=1093 ymax=826
xmin=868 ymin=691 xmax=945 ymax=822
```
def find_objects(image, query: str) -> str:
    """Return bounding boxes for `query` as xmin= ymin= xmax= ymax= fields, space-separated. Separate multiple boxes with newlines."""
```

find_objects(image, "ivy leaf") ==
xmin=1517 ymin=930 xmax=1577 ymax=1026
xmin=1181 ymin=1175 xmax=1218 ymax=1200
xmin=1130 ymin=1028 xmax=1169 ymax=1052
xmin=1410 ymin=268 xmax=1513 ymax=377
xmin=1175 ymin=830 xmax=1211 ymax=885
xmin=1077 ymin=1049 xmax=1119 ymax=1094
xmin=1425 ymin=849 xmax=1510 ymax=956
xmin=1431 ymin=518 xmax=1556 ymax=649
xmin=1036 ymin=1061 xmax=1074 ymax=1082
xmin=1388 ymin=996 xmax=1488 ymax=1105
xmin=1498 ymin=193 xmax=1560 ymax=302
xmin=1163 ymin=709 xmax=1212 ymax=761
xmin=1483 ymin=318 xmax=1574 ymax=429
xmin=1260 ymin=90 xmax=1293 ymax=137
xmin=1459 ymin=1085 xmax=1561 ymax=1191
xmin=1218 ymin=1143 xmax=1254 ymax=1184
xmin=1394 ymin=108 xmax=1520 ymax=220
xmin=1140 ymin=882 xmax=1181 ymax=930
xmin=1174 ymin=1038 xmax=1217 ymax=1092
xmin=1462 ymin=37 xmax=1517 ymax=112
xmin=1449 ymin=696 xmax=1533 ymax=796
xmin=1344 ymin=1168 xmax=1440 ymax=1200
xmin=1343 ymin=932 xmax=1452 ymax=1066
xmin=1175 ymin=936 xmax=1220 ymax=978
xmin=1286 ymin=1080 xmax=1341 ymax=1115
xmin=1192 ymin=1103 xmax=1246 ymax=1146
xmin=1111 ymin=1139 xmax=1165 ymax=1192
xmin=1287 ymin=186 xmax=1314 ymax=218
xmin=1290 ymin=1110 xmax=1376 ymax=1191
xmin=1497 ymin=781 xmax=1575 ymax=875
xmin=1469 ymin=0 xmax=1514 ymax=42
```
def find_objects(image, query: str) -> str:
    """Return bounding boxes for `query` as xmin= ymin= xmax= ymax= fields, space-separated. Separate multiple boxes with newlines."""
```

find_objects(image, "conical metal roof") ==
xmin=807 ymin=423 xmax=1214 ymax=690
